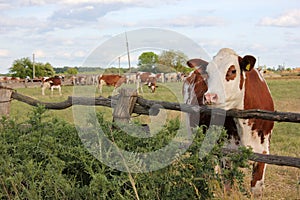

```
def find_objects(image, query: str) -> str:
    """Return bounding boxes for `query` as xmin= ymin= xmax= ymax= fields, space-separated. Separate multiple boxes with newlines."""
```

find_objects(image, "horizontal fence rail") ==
xmin=6 ymin=89 xmax=300 ymax=168
xmin=11 ymin=91 xmax=300 ymax=123
xmin=222 ymin=148 xmax=300 ymax=168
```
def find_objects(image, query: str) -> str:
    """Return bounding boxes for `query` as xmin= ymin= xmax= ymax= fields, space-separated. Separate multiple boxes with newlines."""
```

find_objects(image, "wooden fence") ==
xmin=1 ymin=86 xmax=300 ymax=168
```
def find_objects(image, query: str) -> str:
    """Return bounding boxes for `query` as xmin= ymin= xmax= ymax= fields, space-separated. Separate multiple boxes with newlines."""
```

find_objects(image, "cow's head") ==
xmin=204 ymin=48 xmax=256 ymax=109
xmin=147 ymin=77 xmax=157 ymax=93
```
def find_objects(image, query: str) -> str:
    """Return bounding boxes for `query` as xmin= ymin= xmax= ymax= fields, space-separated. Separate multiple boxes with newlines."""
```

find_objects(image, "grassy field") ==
xmin=9 ymin=78 xmax=300 ymax=199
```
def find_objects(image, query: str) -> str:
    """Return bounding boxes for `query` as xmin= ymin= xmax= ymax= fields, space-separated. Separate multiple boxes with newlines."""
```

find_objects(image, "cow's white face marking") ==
xmin=205 ymin=48 xmax=245 ymax=109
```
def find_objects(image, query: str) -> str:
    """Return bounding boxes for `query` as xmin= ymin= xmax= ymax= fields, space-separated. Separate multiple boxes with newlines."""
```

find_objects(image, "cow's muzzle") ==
xmin=204 ymin=93 xmax=218 ymax=105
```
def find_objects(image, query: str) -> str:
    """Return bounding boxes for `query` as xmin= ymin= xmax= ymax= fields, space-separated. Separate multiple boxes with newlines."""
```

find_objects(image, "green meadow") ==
xmin=8 ymin=78 xmax=300 ymax=199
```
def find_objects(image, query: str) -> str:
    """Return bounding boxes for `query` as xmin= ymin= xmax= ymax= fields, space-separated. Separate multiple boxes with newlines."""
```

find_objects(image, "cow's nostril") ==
xmin=212 ymin=94 xmax=218 ymax=101
xmin=204 ymin=93 xmax=218 ymax=105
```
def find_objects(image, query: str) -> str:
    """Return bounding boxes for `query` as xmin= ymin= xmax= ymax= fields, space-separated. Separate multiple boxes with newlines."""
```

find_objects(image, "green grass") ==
xmin=8 ymin=79 xmax=300 ymax=199
xmin=256 ymin=79 xmax=300 ymax=200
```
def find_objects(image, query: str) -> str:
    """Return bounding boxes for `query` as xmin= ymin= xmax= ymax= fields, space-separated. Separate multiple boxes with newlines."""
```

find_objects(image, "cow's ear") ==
xmin=239 ymin=55 xmax=256 ymax=71
xmin=187 ymin=58 xmax=208 ymax=70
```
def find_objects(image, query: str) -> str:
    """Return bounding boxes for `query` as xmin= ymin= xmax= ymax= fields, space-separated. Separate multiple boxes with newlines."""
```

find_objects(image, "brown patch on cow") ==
xmin=98 ymin=74 xmax=126 ymax=87
xmin=225 ymin=65 xmax=237 ymax=81
xmin=244 ymin=69 xmax=274 ymax=138
xmin=184 ymin=68 xmax=209 ymax=127
xmin=258 ymin=130 xmax=265 ymax=144
xmin=239 ymin=72 xmax=244 ymax=90
xmin=115 ymin=77 xmax=127 ymax=88
xmin=251 ymin=162 xmax=265 ymax=187
xmin=185 ymin=68 xmax=208 ymax=106
xmin=43 ymin=76 xmax=62 ymax=86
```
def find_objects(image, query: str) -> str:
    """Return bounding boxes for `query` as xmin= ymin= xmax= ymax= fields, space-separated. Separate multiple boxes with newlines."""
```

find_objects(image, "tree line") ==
xmin=8 ymin=50 xmax=192 ymax=78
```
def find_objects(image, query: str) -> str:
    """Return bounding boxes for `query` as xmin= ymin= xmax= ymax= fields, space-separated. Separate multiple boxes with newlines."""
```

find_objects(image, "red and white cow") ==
xmin=41 ymin=76 xmax=62 ymax=96
xmin=136 ymin=72 xmax=157 ymax=93
xmin=98 ymin=74 xmax=127 ymax=94
xmin=202 ymin=48 xmax=274 ymax=197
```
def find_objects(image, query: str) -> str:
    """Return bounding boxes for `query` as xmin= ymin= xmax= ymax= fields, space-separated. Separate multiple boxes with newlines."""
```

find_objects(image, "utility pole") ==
xmin=118 ymin=56 xmax=121 ymax=75
xmin=32 ymin=53 xmax=35 ymax=79
xmin=125 ymin=31 xmax=131 ymax=73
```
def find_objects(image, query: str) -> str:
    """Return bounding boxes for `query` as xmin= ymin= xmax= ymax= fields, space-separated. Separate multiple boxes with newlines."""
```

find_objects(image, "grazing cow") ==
xmin=98 ymin=74 xmax=126 ymax=94
xmin=75 ymin=75 xmax=87 ymax=85
xmin=41 ymin=76 xmax=62 ymax=96
xmin=136 ymin=72 xmax=157 ymax=93
xmin=124 ymin=73 xmax=137 ymax=84
xmin=146 ymin=77 xmax=157 ymax=93
xmin=202 ymin=48 xmax=274 ymax=197
xmin=164 ymin=72 xmax=177 ymax=82
xmin=155 ymin=73 xmax=165 ymax=83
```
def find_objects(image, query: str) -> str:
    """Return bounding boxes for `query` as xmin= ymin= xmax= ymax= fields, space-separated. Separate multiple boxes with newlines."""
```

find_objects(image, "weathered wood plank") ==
xmin=112 ymin=88 xmax=138 ymax=123
xmin=222 ymin=148 xmax=300 ymax=168
xmin=0 ymin=87 xmax=13 ymax=116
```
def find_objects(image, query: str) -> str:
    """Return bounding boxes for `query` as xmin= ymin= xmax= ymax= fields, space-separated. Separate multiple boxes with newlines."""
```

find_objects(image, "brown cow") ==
xmin=98 ymin=74 xmax=126 ymax=94
xmin=41 ymin=76 xmax=62 ymax=96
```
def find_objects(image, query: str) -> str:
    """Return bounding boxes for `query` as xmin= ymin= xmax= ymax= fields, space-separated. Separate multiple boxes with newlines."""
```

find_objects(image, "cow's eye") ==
xmin=232 ymin=70 xmax=237 ymax=74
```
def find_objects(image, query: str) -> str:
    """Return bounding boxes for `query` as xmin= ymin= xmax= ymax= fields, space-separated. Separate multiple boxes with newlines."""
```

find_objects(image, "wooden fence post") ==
xmin=112 ymin=88 xmax=138 ymax=124
xmin=0 ymin=86 xmax=13 ymax=117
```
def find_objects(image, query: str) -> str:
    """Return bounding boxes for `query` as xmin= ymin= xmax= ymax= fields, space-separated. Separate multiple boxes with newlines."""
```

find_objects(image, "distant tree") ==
xmin=9 ymin=57 xmax=32 ymax=78
xmin=66 ymin=67 xmax=78 ymax=75
xmin=153 ymin=64 xmax=176 ymax=73
xmin=54 ymin=66 xmax=70 ymax=74
xmin=35 ymin=62 xmax=55 ymax=77
xmin=137 ymin=64 xmax=153 ymax=72
xmin=138 ymin=52 xmax=159 ymax=67
xmin=9 ymin=58 xmax=55 ymax=78
xmin=157 ymin=50 xmax=188 ymax=72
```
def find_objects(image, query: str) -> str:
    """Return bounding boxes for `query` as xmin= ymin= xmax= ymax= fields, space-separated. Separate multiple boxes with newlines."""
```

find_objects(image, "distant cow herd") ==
xmin=0 ymin=72 xmax=186 ymax=96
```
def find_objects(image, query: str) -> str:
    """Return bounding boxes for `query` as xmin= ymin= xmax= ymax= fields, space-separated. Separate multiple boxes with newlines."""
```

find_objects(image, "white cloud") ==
xmin=0 ymin=49 xmax=10 ymax=57
xmin=14 ymin=0 xmax=182 ymax=7
xmin=259 ymin=9 xmax=300 ymax=27
xmin=34 ymin=50 xmax=46 ymax=58
xmin=73 ymin=50 xmax=86 ymax=58
xmin=126 ymin=15 xmax=225 ymax=28
xmin=168 ymin=15 xmax=225 ymax=27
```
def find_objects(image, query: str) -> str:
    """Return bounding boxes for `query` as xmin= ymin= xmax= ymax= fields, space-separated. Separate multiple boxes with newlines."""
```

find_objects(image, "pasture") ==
xmin=8 ymin=78 xmax=300 ymax=199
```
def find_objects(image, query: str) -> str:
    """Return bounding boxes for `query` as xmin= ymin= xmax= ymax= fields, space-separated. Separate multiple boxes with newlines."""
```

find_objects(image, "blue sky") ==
xmin=0 ymin=0 xmax=299 ymax=73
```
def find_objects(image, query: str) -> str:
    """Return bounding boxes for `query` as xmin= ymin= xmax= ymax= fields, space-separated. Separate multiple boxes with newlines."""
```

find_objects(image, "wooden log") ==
xmin=10 ymin=90 xmax=300 ymax=123
xmin=112 ymin=88 xmax=138 ymax=123
xmin=0 ymin=87 xmax=13 ymax=117
xmin=136 ymin=97 xmax=300 ymax=123
xmin=11 ymin=91 xmax=150 ymax=115
xmin=222 ymin=148 xmax=300 ymax=168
